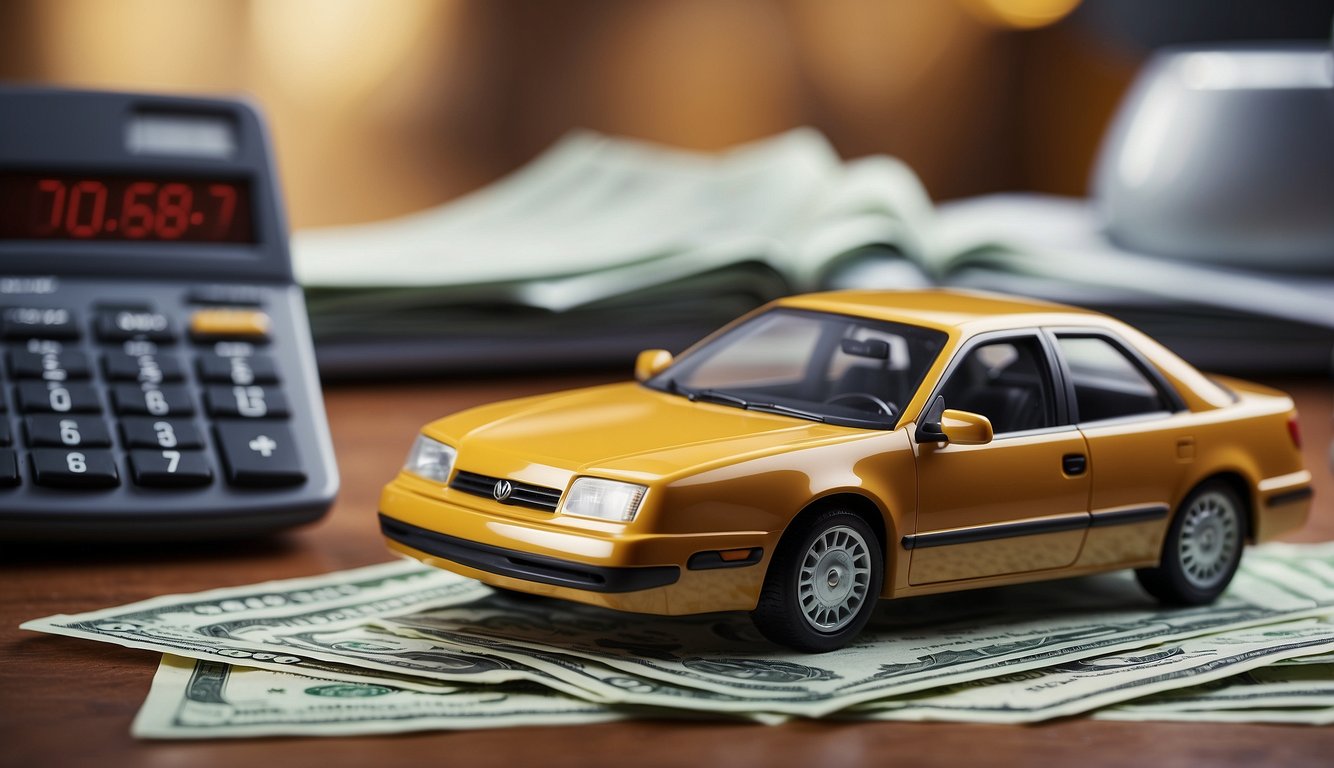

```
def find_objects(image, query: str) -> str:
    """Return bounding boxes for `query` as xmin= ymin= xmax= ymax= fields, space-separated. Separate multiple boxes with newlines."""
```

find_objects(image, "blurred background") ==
xmin=3 ymin=0 xmax=1332 ymax=377
xmin=2 ymin=0 xmax=1328 ymax=226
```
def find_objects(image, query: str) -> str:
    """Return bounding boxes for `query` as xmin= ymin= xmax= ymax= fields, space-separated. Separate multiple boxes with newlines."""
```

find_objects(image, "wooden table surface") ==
xmin=3 ymin=374 xmax=1332 ymax=768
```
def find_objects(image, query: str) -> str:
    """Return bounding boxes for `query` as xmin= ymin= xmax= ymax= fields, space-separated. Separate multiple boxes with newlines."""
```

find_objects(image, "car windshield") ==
xmin=646 ymin=308 xmax=948 ymax=429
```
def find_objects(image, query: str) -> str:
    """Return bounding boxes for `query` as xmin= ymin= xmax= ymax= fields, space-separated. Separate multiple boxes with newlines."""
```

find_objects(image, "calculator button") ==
xmin=214 ymin=422 xmax=305 ymax=487
xmin=95 ymin=310 xmax=175 ymax=342
xmin=128 ymin=449 xmax=212 ymax=488
xmin=190 ymin=309 xmax=271 ymax=341
xmin=9 ymin=349 xmax=91 ymax=380
xmin=197 ymin=354 xmax=278 ymax=385
xmin=205 ymin=385 xmax=289 ymax=419
xmin=26 ymin=415 xmax=112 ymax=447
xmin=119 ymin=417 xmax=203 ymax=449
xmin=15 ymin=381 xmax=101 ymax=413
xmin=0 ymin=419 xmax=11 ymax=446
xmin=2 ymin=307 xmax=79 ymax=340
xmin=30 ymin=448 xmax=119 ymax=489
xmin=111 ymin=384 xmax=195 ymax=416
xmin=104 ymin=352 xmax=184 ymax=383
xmin=0 ymin=448 xmax=18 ymax=487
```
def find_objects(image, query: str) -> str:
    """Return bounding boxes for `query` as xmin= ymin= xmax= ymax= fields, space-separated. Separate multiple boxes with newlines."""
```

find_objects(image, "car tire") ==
xmin=1136 ymin=480 xmax=1248 ymax=606
xmin=751 ymin=507 xmax=884 ymax=653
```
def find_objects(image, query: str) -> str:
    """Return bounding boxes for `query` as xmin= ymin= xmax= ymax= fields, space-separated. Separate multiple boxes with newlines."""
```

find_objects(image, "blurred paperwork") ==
xmin=294 ymin=130 xmax=1334 ymax=378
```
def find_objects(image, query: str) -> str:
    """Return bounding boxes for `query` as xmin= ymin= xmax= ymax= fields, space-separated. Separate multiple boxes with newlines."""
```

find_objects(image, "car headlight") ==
xmin=559 ymin=478 xmax=647 ymax=522
xmin=403 ymin=435 xmax=457 ymax=483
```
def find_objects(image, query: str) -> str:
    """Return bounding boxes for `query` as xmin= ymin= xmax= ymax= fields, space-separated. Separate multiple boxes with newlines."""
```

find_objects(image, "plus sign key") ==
xmin=213 ymin=422 xmax=306 ymax=487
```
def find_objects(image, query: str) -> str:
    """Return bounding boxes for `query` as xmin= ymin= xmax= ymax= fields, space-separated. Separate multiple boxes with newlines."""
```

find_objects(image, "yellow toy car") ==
xmin=379 ymin=290 xmax=1312 ymax=651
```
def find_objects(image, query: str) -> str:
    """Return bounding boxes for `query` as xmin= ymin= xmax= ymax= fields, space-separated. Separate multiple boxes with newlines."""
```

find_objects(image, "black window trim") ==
xmin=915 ymin=327 xmax=1071 ymax=442
xmin=1042 ymin=327 xmax=1188 ymax=427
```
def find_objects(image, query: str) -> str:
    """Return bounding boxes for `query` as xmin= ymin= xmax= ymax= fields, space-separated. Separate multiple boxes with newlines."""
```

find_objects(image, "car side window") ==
xmin=937 ymin=336 xmax=1056 ymax=434
xmin=1056 ymin=335 xmax=1169 ymax=422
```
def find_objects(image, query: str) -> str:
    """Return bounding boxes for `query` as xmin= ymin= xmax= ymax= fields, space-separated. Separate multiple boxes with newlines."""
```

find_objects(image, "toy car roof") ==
xmin=776 ymin=288 xmax=1107 ymax=336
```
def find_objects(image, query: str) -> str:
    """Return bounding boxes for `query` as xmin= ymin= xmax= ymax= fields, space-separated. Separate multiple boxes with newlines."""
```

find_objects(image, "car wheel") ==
xmin=1136 ymin=480 xmax=1247 ymax=605
xmin=751 ymin=507 xmax=883 ymax=652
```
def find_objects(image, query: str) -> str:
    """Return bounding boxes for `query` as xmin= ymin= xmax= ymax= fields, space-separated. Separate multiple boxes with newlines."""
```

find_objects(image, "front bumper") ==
xmin=380 ymin=515 xmax=681 ymax=593
xmin=379 ymin=476 xmax=771 ymax=615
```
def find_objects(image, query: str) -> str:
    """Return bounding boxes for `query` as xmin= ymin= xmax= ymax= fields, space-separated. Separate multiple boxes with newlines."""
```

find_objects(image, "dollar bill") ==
xmin=132 ymin=655 xmax=624 ymax=739
xmin=1097 ymin=661 xmax=1334 ymax=716
xmin=18 ymin=560 xmax=589 ymax=696
xmin=24 ymin=543 xmax=1334 ymax=723
xmin=845 ymin=619 xmax=1334 ymax=723
xmin=377 ymin=557 xmax=1334 ymax=717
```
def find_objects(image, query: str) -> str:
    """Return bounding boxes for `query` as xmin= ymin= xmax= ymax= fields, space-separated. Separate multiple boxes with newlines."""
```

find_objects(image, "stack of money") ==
xmin=20 ymin=542 xmax=1334 ymax=738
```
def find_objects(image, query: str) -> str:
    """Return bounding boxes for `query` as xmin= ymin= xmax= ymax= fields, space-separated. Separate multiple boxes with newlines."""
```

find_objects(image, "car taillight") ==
xmin=1287 ymin=413 xmax=1302 ymax=449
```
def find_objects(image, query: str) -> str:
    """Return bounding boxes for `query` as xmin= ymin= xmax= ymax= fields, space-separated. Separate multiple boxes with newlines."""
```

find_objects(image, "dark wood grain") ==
xmin=3 ymin=375 xmax=1332 ymax=768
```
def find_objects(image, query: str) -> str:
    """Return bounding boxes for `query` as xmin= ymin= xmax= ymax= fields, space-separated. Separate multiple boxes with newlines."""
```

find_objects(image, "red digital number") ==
xmin=154 ymin=183 xmax=193 ymax=239
xmin=208 ymin=184 xmax=237 ymax=237
xmin=36 ymin=179 xmax=66 ymax=234
xmin=66 ymin=180 xmax=108 ymax=238
xmin=121 ymin=182 xmax=157 ymax=239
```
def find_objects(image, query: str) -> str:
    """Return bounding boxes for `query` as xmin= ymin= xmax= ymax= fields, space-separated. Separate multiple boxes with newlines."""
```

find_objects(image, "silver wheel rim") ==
xmin=1178 ymin=490 xmax=1241 ymax=590
xmin=797 ymin=525 xmax=872 ymax=632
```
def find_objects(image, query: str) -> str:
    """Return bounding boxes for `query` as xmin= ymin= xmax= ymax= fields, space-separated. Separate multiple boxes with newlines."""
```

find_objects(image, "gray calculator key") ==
xmin=0 ymin=448 xmax=17 ymax=486
xmin=119 ymin=417 xmax=203 ymax=449
xmin=205 ymin=385 xmax=289 ymax=419
xmin=26 ymin=414 xmax=111 ymax=447
xmin=95 ymin=310 xmax=175 ymax=342
xmin=0 ymin=419 xmax=10 ymax=445
xmin=15 ymin=380 xmax=101 ymax=413
xmin=111 ymin=384 xmax=195 ymax=416
xmin=30 ymin=448 xmax=119 ymax=489
xmin=214 ymin=421 xmax=305 ymax=487
xmin=129 ymin=449 xmax=212 ymax=488
xmin=2 ymin=307 xmax=79 ymax=340
xmin=9 ymin=349 xmax=91 ymax=379
xmin=197 ymin=353 xmax=278 ymax=385
xmin=103 ymin=352 xmax=183 ymax=383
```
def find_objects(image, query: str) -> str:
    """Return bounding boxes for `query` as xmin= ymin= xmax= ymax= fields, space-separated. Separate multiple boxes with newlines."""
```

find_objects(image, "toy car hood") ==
xmin=424 ymin=381 xmax=873 ymax=478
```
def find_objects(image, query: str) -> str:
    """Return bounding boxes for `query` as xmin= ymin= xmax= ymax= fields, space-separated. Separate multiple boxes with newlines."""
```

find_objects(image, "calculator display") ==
xmin=0 ymin=173 xmax=254 ymax=243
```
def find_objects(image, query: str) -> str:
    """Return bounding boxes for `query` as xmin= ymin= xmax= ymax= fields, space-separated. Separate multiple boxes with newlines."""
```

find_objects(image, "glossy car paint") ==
xmin=379 ymin=290 xmax=1311 ymax=615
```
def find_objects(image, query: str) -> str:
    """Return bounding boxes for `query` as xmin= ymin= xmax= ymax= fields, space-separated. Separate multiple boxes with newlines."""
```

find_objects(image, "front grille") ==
xmin=450 ymin=470 xmax=563 ymax=512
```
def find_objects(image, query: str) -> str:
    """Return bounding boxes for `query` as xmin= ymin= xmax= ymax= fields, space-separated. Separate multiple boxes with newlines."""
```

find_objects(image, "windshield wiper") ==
xmin=686 ymin=388 xmax=748 ymax=408
xmin=686 ymin=389 xmax=826 ymax=423
xmin=746 ymin=402 xmax=827 ymax=423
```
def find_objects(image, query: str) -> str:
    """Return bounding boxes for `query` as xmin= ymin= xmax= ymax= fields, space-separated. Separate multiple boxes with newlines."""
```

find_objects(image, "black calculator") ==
xmin=0 ymin=86 xmax=338 ymax=539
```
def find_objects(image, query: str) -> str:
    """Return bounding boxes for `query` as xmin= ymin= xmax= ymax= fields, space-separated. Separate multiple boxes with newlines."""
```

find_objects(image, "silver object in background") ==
xmin=1094 ymin=45 xmax=1334 ymax=272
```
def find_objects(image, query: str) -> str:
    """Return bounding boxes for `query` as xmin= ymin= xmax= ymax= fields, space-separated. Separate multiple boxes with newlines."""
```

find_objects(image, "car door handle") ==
xmin=1063 ymin=453 xmax=1087 ymax=475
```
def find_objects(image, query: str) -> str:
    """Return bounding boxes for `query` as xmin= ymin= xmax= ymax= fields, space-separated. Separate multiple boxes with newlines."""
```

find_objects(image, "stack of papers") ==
xmin=295 ymin=130 xmax=932 ymax=376
xmin=294 ymin=130 xmax=1334 ymax=377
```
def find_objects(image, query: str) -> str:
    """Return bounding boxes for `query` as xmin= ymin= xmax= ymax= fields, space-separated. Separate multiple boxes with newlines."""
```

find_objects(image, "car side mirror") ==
xmin=915 ymin=395 xmax=948 ymax=442
xmin=939 ymin=409 xmax=994 ymax=445
xmin=914 ymin=395 xmax=993 ymax=446
xmin=635 ymin=349 xmax=674 ymax=382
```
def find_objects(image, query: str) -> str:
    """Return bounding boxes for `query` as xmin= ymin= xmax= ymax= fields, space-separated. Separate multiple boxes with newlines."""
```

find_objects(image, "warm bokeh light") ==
xmin=0 ymin=0 xmax=1131 ymax=228
xmin=248 ymin=0 xmax=447 ymax=110
xmin=959 ymin=0 xmax=1082 ymax=29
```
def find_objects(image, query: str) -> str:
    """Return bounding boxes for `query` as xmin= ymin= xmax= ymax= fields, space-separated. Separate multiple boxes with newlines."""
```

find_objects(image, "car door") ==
xmin=1049 ymin=330 xmax=1194 ymax=569
xmin=908 ymin=331 xmax=1091 ymax=586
